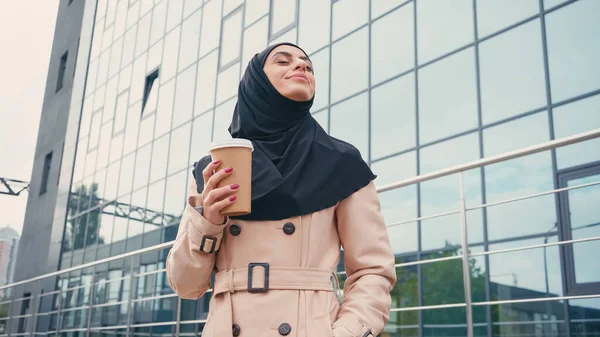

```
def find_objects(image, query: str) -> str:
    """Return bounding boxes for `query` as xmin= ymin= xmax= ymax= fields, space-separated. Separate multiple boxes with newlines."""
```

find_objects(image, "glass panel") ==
xmin=162 ymin=25 xmax=181 ymax=83
xmin=546 ymin=0 xmax=600 ymax=103
xmin=155 ymin=79 xmax=175 ymax=137
xmin=173 ymin=64 xmax=197 ymax=128
xmin=422 ymin=256 xmax=465 ymax=305
xmin=119 ymin=63 xmax=132 ymax=92
xmin=122 ymin=26 xmax=137 ymax=68
xmin=420 ymin=132 xmax=480 ymax=173
xmin=183 ymin=0 xmax=203 ymax=19
xmin=114 ymin=0 xmax=129 ymax=38
xmin=246 ymin=0 xmax=269 ymax=27
xmin=270 ymin=0 xmax=295 ymax=35
xmin=312 ymin=110 xmax=328 ymax=134
xmin=371 ymin=3 xmax=414 ymax=85
xmin=567 ymin=174 xmax=600 ymax=284
xmin=553 ymin=94 xmax=600 ymax=169
xmin=189 ymin=112 xmax=214 ymax=164
xmin=135 ymin=13 xmax=152 ymax=58
xmin=216 ymin=63 xmax=240 ymax=104
xmin=146 ymin=179 xmax=166 ymax=225
xmin=166 ymin=0 xmax=184 ymax=32
xmin=220 ymin=9 xmax=243 ymax=67
xmin=104 ymin=78 xmax=118 ymax=123
xmin=298 ymin=0 xmax=330 ymax=55
xmin=163 ymin=171 xmax=188 ymax=218
xmin=332 ymin=0 xmax=368 ymax=41
xmin=151 ymin=0 xmax=168 ymax=44
xmin=96 ymin=122 xmax=112 ymax=169
xmin=129 ymin=54 xmax=147 ymax=105
xmin=138 ymin=110 xmax=156 ymax=146
xmin=371 ymin=73 xmax=415 ymax=160
xmin=126 ymin=1 xmax=140 ymax=29
xmin=109 ymin=36 xmax=124 ymax=78
xmin=146 ymin=39 xmax=163 ymax=73
xmin=544 ymin=0 xmax=569 ymax=10
xmin=112 ymin=211 xmax=129 ymax=244
xmin=331 ymin=27 xmax=368 ymax=103
xmin=419 ymin=47 xmax=478 ymax=143
xmin=485 ymin=301 xmax=566 ymax=337
xmin=113 ymin=90 xmax=129 ymax=135
xmin=123 ymin=101 xmax=141 ymax=155
xmin=118 ymin=153 xmax=135 ymax=197
xmin=371 ymin=0 xmax=409 ymax=19
xmin=270 ymin=27 xmax=296 ymax=45
xmin=476 ymin=0 xmax=539 ymax=38
xmin=105 ymin=160 xmax=120 ymax=201
xmin=569 ymin=298 xmax=600 ymax=337
xmin=241 ymin=17 xmax=268 ymax=75
xmin=417 ymin=0 xmax=473 ymax=64
xmin=179 ymin=9 xmax=202 ymax=72
xmin=133 ymin=144 xmax=152 ymax=189
xmin=224 ymin=0 xmax=243 ymax=15
xmin=194 ymin=51 xmax=219 ymax=114
xmin=479 ymin=19 xmax=546 ymax=124
xmin=330 ymin=92 xmax=369 ymax=161
xmin=150 ymin=134 xmax=170 ymax=183
xmin=109 ymin=132 xmax=123 ymax=168
xmin=199 ymin=0 xmax=223 ymax=57
xmin=310 ymin=48 xmax=329 ymax=111
xmin=168 ymin=122 xmax=192 ymax=174
xmin=212 ymin=98 xmax=236 ymax=142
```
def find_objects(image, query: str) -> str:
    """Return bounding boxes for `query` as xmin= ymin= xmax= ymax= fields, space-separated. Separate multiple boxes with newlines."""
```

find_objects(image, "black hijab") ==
xmin=192 ymin=43 xmax=376 ymax=221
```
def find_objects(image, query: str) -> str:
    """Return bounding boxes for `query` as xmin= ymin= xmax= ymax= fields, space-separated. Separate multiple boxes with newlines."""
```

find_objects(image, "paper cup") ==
xmin=209 ymin=139 xmax=254 ymax=217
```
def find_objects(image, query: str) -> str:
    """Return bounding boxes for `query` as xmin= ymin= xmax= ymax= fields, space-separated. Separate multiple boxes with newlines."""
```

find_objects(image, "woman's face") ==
xmin=263 ymin=45 xmax=315 ymax=102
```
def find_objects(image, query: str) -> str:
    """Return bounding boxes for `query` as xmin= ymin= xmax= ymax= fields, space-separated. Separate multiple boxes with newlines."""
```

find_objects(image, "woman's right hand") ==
xmin=200 ymin=160 xmax=239 ymax=224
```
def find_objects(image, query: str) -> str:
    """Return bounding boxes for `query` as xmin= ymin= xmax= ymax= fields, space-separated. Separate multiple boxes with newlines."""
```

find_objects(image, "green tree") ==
xmin=64 ymin=183 xmax=105 ymax=251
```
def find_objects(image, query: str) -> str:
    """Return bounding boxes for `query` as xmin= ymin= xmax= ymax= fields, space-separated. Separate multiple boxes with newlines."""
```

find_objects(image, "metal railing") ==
xmin=1 ymin=128 xmax=599 ymax=337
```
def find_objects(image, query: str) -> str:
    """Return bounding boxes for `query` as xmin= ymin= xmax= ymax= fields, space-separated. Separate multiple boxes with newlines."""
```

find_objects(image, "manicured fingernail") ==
xmin=229 ymin=196 xmax=237 ymax=201
xmin=230 ymin=184 xmax=240 ymax=189
xmin=212 ymin=160 xmax=220 ymax=165
xmin=225 ymin=167 xmax=234 ymax=173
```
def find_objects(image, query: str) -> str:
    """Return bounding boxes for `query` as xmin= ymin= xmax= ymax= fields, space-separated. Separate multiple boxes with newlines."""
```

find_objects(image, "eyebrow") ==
xmin=271 ymin=51 xmax=312 ymax=65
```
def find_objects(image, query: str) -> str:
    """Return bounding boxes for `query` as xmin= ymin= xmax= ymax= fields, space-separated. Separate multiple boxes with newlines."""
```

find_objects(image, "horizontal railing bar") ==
xmin=129 ymin=321 xmax=176 ymax=328
xmin=468 ymin=180 xmax=600 ymax=211
xmin=60 ymin=305 xmax=90 ymax=313
xmin=10 ymin=314 xmax=32 ymax=319
xmin=64 ymin=284 xmax=89 ymax=292
xmin=395 ymin=255 xmax=463 ymax=268
xmin=92 ymin=300 xmax=128 ymax=308
xmin=11 ymin=333 xmax=31 ymax=336
xmin=134 ymin=268 xmax=166 ymax=278
xmin=391 ymin=303 xmax=466 ymax=312
xmin=41 ymin=290 xmax=61 ymax=296
xmin=471 ymin=236 xmax=600 ymax=257
xmin=0 ymin=300 xmax=11 ymax=305
xmin=387 ymin=209 xmax=461 ymax=228
xmin=96 ymin=275 xmax=129 ymax=285
xmin=472 ymin=293 xmax=600 ymax=306
xmin=89 ymin=325 xmax=129 ymax=330
xmin=179 ymin=319 xmax=207 ymax=324
xmin=54 ymin=328 xmax=88 ymax=333
xmin=377 ymin=128 xmax=600 ymax=192
xmin=132 ymin=293 xmax=178 ymax=303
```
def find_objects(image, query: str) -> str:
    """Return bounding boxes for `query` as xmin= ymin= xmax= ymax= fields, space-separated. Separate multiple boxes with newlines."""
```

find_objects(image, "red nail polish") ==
xmin=229 ymin=196 xmax=237 ymax=201
xmin=212 ymin=160 xmax=220 ymax=165
xmin=230 ymin=184 xmax=240 ymax=189
xmin=225 ymin=167 xmax=234 ymax=173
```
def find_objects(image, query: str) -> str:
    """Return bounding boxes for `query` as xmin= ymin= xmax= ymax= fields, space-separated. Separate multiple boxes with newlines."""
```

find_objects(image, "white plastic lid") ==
xmin=210 ymin=138 xmax=254 ymax=151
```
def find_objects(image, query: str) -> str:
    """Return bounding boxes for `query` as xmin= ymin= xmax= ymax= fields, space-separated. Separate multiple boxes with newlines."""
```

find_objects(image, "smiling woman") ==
xmin=166 ymin=42 xmax=396 ymax=337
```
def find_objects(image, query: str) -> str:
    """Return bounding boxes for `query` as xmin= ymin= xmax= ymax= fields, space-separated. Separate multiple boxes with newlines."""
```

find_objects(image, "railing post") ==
xmin=5 ymin=299 xmax=12 ymax=337
xmin=459 ymin=171 xmax=474 ymax=337
xmin=85 ymin=271 xmax=96 ymax=337
xmin=125 ymin=257 xmax=136 ymax=337
xmin=29 ymin=281 xmax=42 ymax=337
xmin=55 ymin=284 xmax=63 ymax=337
xmin=175 ymin=297 xmax=181 ymax=337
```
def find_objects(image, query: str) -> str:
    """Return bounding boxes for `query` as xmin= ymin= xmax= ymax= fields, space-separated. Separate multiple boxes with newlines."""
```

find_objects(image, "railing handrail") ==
xmin=1 ymin=128 xmax=599 ymax=292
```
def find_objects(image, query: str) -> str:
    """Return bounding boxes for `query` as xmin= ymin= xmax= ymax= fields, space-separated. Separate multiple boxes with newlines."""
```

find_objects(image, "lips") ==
xmin=288 ymin=73 xmax=309 ymax=82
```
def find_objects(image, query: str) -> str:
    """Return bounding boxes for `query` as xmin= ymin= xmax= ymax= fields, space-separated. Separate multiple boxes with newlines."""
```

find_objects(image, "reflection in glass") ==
xmin=379 ymin=186 xmax=417 ymax=254
xmin=118 ymin=153 xmax=135 ymax=197
xmin=199 ymin=0 xmax=222 ymax=57
xmin=310 ymin=48 xmax=329 ymax=112
xmin=146 ymin=179 xmax=166 ymax=227
xmin=417 ymin=0 xmax=473 ymax=65
xmin=96 ymin=122 xmax=112 ymax=170
xmin=421 ymin=255 xmax=466 ymax=305
xmin=332 ymin=0 xmax=368 ymax=41
xmin=388 ymin=257 xmax=418 ymax=334
xmin=216 ymin=64 xmax=240 ymax=104
xmin=566 ymin=174 xmax=600 ymax=284
xmin=270 ymin=0 xmax=295 ymax=36
xmin=298 ymin=0 xmax=330 ymax=55
xmin=479 ymin=20 xmax=546 ymax=124
xmin=112 ymin=213 xmax=128 ymax=245
xmin=488 ymin=301 xmax=566 ymax=337
xmin=194 ymin=51 xmax=219 ymax=114
xmin=105 ymin=160 xmax=120 ymax=201
xmin=133 ymin=144 xmax=151 ymax=189
xmin=179 ymin=10 xmax=202 ymax=72
xmin=569 ymin=298 xmax=600 ymax=337
xmin=553 ymin=94 xmax=600 ymax=169
xmin=173 ymin=64 xmax=197 ymax=128
xmin=371 ymin=3 xmax=414 ymax=85
xmin=546 ymin=0 xmax=600 ymax=103
xmin=245 ymin=0 xmax=269 ymax=27
xmin=476 ymin=0 xmax=539 ymax=38
xmin=331 ymin=27 xmax=368 ymax=103
xmin=330 ymin=93 xmax=369 ymax=161
xmin=419 ymin=48 xmax=478 ymax=143
xmin=220 ymin=9 xmax=243 ymax=67
xmin=162 ymin=26 xmax=181 ymax=83
xmin=168 ymin=123 xmax=192 ymax=175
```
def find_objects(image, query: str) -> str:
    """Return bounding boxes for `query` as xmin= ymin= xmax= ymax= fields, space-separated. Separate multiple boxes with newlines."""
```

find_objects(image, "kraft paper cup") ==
xmin=209 ymin=139 xmax=254 ymax=217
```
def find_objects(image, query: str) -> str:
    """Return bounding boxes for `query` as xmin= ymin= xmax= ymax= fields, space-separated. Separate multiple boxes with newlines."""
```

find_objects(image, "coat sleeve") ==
xmin=166 ymin=174 xmax=227 ymax=300
xmin=333 ymin=181 xmax=397 ymax=337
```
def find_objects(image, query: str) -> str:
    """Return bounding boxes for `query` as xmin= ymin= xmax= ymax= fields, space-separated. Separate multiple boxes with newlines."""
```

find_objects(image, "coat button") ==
xmin=232 ymin=324 xmax=241 ymax=336
xmin=282 ymin=222 xmax=295 ymax=235
xmin=278 ymin=323 xmax=291 ymax=336
xmin=229 ymin=224 xmax=241 ymax=236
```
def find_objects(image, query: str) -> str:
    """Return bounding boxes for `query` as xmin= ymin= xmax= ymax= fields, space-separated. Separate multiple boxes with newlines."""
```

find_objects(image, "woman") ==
xmin=166 ymin=43 xmax=396 ymax=337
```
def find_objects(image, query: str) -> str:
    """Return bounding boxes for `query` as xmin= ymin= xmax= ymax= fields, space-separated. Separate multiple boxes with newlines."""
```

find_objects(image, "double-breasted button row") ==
xmin=278 ymin=323 xmax=292 ymax=336
xmin=228 ymin=223 xmax=296 ymax=236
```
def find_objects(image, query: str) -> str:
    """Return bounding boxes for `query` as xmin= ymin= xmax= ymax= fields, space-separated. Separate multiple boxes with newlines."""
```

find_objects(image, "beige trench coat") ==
xmin=166 ymin=176 xmax=396 ymax=337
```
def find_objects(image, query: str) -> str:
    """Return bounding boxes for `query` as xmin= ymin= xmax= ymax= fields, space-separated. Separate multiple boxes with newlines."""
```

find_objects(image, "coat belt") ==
xmin=213 ymin=265 xmax=336 ymax=296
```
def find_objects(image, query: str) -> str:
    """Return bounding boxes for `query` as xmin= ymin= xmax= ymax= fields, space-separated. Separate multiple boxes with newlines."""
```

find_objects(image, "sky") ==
xmin=0 ymin=1 xmax=59 ymax=235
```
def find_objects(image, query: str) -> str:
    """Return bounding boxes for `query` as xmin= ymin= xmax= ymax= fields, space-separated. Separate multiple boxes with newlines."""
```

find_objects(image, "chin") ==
xmin=283 ymin=90 xmax=314 ymax=102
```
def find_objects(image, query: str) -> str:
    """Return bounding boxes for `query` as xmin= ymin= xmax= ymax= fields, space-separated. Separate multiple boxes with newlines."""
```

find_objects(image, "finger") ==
xmin=205 ymin=167 xmax=234 ymax=192
xmin=202 ymin=160 xmax=222 ymax=188
xmin=210 ymin=194 xmax=237 ymax=212
xmin=205 ymin=184 xmax=239 ymax=205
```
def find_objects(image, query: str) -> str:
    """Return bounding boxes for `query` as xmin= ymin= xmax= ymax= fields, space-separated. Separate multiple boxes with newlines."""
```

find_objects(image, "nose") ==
xmin=293 ymin=59 xmax=309 ymax=72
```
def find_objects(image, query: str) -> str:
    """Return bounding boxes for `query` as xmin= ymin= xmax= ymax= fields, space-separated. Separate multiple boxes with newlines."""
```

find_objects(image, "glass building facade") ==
xmin=8 ymin=0 xmax=600 ymax=337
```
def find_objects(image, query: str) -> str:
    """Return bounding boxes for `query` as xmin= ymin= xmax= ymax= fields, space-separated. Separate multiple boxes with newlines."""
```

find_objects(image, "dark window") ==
xmin=40 ymin=152 xmax=53 ymax=195
xmin=56 ymin=51 xmax=68 ymax=92
xmin=142 ymin=68 xmax=160 ymax=114
xmin=18 ymin=293 xmax=31 ymax=333
xmin=68 ymin=0 xmax=74 ymax=5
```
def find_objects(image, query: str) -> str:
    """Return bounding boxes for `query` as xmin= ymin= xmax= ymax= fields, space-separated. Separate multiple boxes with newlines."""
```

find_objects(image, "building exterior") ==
xmin=0 ymin=227 xmax=20 ymax=297
xmin=9 ymin=0 xmax=600 ymax=337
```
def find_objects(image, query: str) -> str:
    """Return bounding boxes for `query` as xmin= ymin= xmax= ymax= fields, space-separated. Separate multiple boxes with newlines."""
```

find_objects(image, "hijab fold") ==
xmin=192 ymin=43 xmax=376 ymax=221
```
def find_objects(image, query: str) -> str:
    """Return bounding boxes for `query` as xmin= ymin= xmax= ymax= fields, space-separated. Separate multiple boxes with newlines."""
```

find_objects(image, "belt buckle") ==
xmin=248 ymin=262 xmax=269 ymax=293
